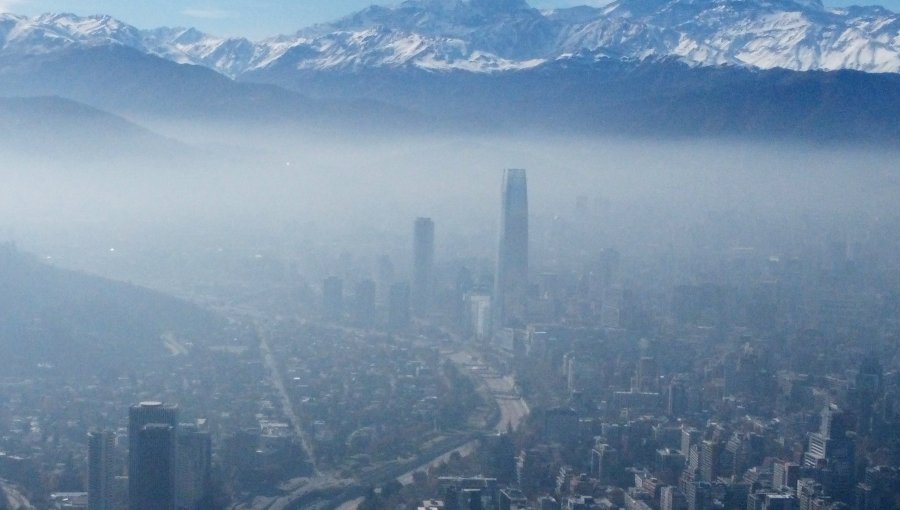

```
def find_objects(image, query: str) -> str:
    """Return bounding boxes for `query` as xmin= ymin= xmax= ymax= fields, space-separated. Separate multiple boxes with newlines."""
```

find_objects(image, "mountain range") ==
xmin=1 ymin=0 xmax=898 ymax=76
xmin=1 ymin=0 xmax=899 ymax=143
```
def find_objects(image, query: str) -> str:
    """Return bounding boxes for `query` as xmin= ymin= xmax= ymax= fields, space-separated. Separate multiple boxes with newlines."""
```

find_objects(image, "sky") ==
xmin=1 ymin=0 xmax=896 ymax=38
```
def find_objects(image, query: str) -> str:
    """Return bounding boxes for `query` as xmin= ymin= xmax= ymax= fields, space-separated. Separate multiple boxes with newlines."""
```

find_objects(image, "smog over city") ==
xmin=0 ymin=1 xmax=899 ymax=509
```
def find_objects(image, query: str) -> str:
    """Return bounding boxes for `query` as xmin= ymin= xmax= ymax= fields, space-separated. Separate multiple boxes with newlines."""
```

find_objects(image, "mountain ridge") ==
xmin=2 ymin=3 xmax=899 ymax=144
xmin=247 ymin=58 xmax=900 ymax=143
xmin=0 ymin=244 xmax=225 ymax=372
xmin=1 ymin=0 xmax=898 ymax=77
xmin=0 ymin=94 xmax=192 ymax=161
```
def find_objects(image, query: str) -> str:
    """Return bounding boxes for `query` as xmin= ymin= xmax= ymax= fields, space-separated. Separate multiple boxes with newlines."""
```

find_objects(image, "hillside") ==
xmin=0 ymin=244 xmax=225 ymax=373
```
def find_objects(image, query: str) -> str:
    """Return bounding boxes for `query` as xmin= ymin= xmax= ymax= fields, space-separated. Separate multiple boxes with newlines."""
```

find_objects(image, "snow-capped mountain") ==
xmin=0 ymin=0 xmax=898 ymax=76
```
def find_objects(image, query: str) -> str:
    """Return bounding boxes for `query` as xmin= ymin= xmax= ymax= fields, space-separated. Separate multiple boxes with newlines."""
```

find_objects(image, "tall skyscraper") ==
xmin=88 ymin=429 xmax=115 ymax=510
xmin=129 ymin=401 xmax=179 ymax=510
xmin=803 ymin=405 xmax=856 ymax=502
xmin=412 ymin=217 xmax=435 ymax=317
xmin=133 ymin=424 xmax=177 ymax=510
xmin=494 ymin=169 xmax=529 ymax=330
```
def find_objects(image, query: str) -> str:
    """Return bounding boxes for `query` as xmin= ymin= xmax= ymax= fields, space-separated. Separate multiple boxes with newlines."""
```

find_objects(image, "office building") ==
xmin=132 ymin=423 xmax=176 ymax=510
xmin=855 ymin=465 xmax=900 ymax=510
xmin=493 ymin=168 xmax=528 ymax=330
xmin=681 ymin=427 xmax=701 ymax=457
xmin=176 ymin=424 xmax=212 ymax=510
xmin=660 ymin=486 xmax=687 ymax=510
xmin=591 ymin=443 xmax=620 ymax=485
xmin=87 ymin=430 xmax=115 ymax=510
xmin=700 ymin=440 xmax=720 ymax=483
xmin=772 ymin=461 xmax=800 ymax=492
xmin=464 ymin=293 xmax=492 ymax=340
xmin=412 ymin=217 xmax=435 ymax=316
xmin=634 ymin=357 xmax=660 ymax=393
xmin=537 ymin=496 xmax=560 ymax=510
xmin=498 ymin=487 xmax=528 ymax=510
xmin=803 ymin=405 xmax=855 ymax=502
xmin=128 ymin=402 xmax=178 ymax=510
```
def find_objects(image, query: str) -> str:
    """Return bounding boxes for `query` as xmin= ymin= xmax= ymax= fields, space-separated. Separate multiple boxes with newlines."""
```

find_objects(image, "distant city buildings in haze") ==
xmin=323 ymin=276 xmax=343 ymax=322
xmin=412 ymin=217 xmax=435 ymax=317
xmin=389 ymin=281 xmax=411 ymax=331
xmin=493 ymin=168 xmax=529 ymax=331
xmin=353 ymin=278 xmax=377 ymax=327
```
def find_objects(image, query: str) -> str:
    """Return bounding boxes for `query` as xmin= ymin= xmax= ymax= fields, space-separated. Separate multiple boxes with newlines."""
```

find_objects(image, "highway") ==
xmin=256 ymin=322 xmax=321 ymax=477
xmin=445 ymin=349 xmax=530 ymax=433
xmin=327 ymin=344 xmax=531 ymax=510
xmin=242 ymin=317 xmax=530 ymax=510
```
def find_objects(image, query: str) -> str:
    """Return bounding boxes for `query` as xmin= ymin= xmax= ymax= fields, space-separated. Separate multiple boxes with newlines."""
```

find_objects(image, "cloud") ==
xmin=182 ymin=8 xmax=237 ymax=20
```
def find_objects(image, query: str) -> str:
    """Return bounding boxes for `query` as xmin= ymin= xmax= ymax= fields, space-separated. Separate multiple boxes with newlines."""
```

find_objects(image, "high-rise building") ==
xmin=700 ymin=440 xmax=720 ymax=483
xmin=590 ymin=443 xmax=620 ymax=485
xmin=772 ymin=461 xmax=800 ymax=491
xmin=129 ymin=401 xmax=179 ymax=510
xmin=133 ymin=423 xmax=177 ymax=510
xmin=176 ymin=423 xmax=212 ymax=510
xmin=660 ymin=486 xmax=687 ymax=510
xmin=498 ymin=488 xmax=528 ymax=510
xmin=493 ymin=169 xmax=528 ymax=330
xmin=855 ymin=465 xmax=900 ymax=510
xmin=797 ymin=479 xmax=829 ymax=510
xmin=412 ymin=217 xmax=435 ymax=317
xmin=322 ymin=276 xmax=343 ymax=322
xmin=681 ymin=427 xmax=701 ymax=457
xmin=87 ymin=429 xmax=115 ymax=510
xmin=803 ymin=405 xmax=855 ymax=502
xmin=464 ymin=293 xmax=492 ymax=340
xmin=634 ymin=356 xmax=660 ymax=393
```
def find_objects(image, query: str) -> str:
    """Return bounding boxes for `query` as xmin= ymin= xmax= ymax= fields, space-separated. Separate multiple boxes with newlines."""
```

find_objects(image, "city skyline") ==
xmin=0 ymin=0 xmax=898 ymax=499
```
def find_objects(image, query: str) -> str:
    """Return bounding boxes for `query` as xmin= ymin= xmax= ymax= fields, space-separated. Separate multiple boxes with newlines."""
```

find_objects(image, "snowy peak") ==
xmin=0 ymin=0 xmax=898 ymax=75
xmin=167 ymin=0 xmax=888 ymax=75
xmin=589 ymin=0 xmax=899 ymax=72
xmin=312 ymin=0 xmax=555 ymax=60
xmin=138 ymin=26 xmax=256 ymax=77
xmin=605 ymin=0 xmax=826 ymax=18
xmin=0 ymin=12 xmax=142 ymax=55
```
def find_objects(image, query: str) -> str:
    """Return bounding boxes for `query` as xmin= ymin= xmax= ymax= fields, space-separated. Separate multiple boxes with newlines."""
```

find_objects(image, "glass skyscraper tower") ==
xmin=493 ymin=168 xmax=528 ymax=330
